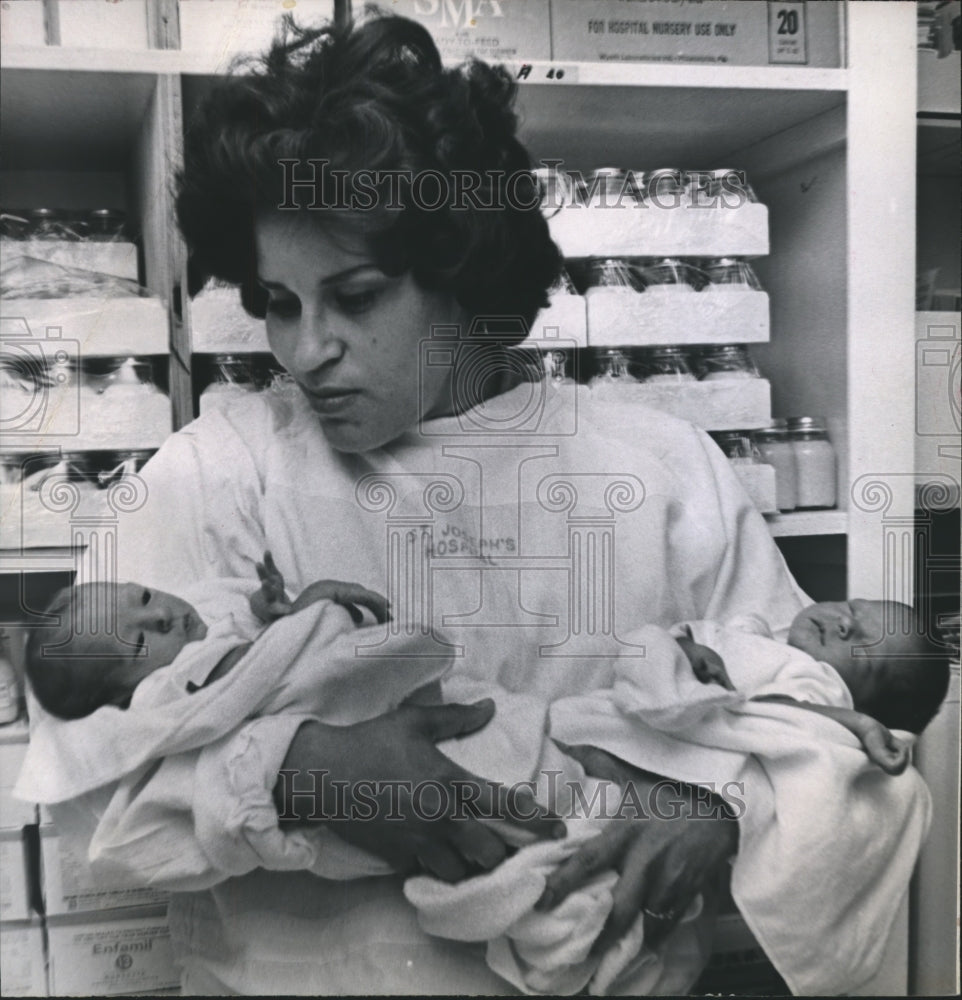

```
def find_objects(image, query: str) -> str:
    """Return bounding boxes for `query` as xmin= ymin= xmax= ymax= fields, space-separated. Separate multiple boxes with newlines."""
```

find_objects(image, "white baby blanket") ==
xmin=549 ymin=624 xmax=931 ymax=996
xmin=16 ymin=579 xmax=453 ymax=804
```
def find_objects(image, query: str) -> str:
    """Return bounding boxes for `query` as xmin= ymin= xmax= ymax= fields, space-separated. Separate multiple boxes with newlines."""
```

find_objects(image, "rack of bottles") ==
xmin=0 ymin=204 xmax=172 ymax=552
xmin=518 ymin=165 xmax=841 ymax=517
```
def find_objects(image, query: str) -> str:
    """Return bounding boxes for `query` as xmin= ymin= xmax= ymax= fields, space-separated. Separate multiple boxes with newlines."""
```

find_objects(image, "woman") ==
xmin=71 ymin=12 xmax=816 ymax=994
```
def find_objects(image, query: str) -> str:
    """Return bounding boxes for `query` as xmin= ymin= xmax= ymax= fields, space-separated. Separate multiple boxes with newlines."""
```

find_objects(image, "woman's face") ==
xmin=255 ymin=212 xmax=463 ymax=452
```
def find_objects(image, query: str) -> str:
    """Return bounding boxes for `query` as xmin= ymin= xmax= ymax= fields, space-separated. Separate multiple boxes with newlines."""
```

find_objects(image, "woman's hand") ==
xmin=538 ymin=743 xmax=738 ymax=952
xmin=275 ymin=700 xmax=565 ymax=882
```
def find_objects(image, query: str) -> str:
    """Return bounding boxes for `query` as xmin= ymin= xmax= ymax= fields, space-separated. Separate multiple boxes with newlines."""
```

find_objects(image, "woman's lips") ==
xmin=303 ymin=388 xmax=359 ymax=416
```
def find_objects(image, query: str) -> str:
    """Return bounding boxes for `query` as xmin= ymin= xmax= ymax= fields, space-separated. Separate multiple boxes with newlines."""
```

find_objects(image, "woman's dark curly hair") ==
xmin=176 ymin=9 xmax=562 ymax=335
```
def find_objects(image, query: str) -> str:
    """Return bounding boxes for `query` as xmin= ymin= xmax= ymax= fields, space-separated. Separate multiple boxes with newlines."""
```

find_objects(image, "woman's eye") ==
xmin=334 ymin=288 xmax=380 ymax=315
xmin=142 ymin=589 xmax=151 ymax=605
xmin=266 ymin=295 xmax=301 ymax=318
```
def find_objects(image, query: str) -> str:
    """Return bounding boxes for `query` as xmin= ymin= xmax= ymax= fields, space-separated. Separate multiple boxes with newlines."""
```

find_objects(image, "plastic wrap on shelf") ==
xmin=198 ymin=354 xmax=261 ymax=415
xmin=2 ymin=210 xmax=134 ymax=278
xmin=636 ymin=346 xmax=697 ymax=383
xmin=0 ymin=450 xmax=156 ymax=549
xmin=694 ymin=344 xmax=761 ymax=380
xmin=586 ymin=286 xmax=769 ymax=346
xmin=0 ymin=297 xmax=168 ymax=358
xmin=0 ymin=256 xmax=145 ymax=300
xmin=573 ymin=253 xmax=769 ymax=346
xmin=190 ymin=279 xmax=270 ymax=353
xmin=46 ymin=906 xmax=179 ymax=997
xmin=546 ymin=168 xmax=766 ymax=257
xmin=0 ymin=355 xmax=170 ymax=449
xmin=588 ymin=347 xmax=640 ymax=400
xmin=588 ymin=378 xmax=772 ymax=432
xmin=528 ymin=274 xmax=589 ymax=348
xmin=1 ymin=240 xmax=138 ymax=282
xmin=0 ymin=919 xmax=47 ymax=998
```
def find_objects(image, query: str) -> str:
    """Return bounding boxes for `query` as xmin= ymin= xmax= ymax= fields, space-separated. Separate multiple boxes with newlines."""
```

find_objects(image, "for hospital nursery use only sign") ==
xmin=550 ymin=0 xmax=843 ymax=67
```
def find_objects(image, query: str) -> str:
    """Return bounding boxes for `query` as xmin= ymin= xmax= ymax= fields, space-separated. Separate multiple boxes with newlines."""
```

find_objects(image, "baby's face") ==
xmin=787 ymin=599 xmax=920 ymax=701
xmin=64 ymin=583 xmax=208 ymax=699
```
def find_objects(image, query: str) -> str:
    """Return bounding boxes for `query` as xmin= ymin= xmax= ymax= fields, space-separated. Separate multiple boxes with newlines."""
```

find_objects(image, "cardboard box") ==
xmin=40 ymin=828 xmax=169 ymax=916
xmin=0 ymin=830 xmax=29 ymax=921
xmin=0 ymin=0 xmax=46 ymax=47
xmin=179 ymin=0 xmax=334 ymax=62
xmin=46 ymin=906 xmax=180 ymax=996
xmin=586 ymin=288 xmax=769 ymax=346
xmin=0 ymin=918 xmax=47 ymax=997
xmin=0 ymin=741 xmax=36 ymax=832
xmin=591 ymin=378 xmax=770 ymax=431
xmin=4 ymin=241 xmax=139 ymax=282
xmin=550 ymin=0 xmax=843 ymax=68
xmin=58 ymin=0 xmax=150 ymax=49
xmin=548 ymin=202 xmax=770 ymax=259
xmin=371 ymin=0 xmax=551 ymax=62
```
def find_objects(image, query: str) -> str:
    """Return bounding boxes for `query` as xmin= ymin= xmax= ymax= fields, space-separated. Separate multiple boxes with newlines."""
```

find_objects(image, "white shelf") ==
xmin=765 ymin=510 xmax=847 ymax=537
xmin=0 ymin=44 xmax=849 ymax=90
xmin=0 ymin=548 xmax=78 ymax=575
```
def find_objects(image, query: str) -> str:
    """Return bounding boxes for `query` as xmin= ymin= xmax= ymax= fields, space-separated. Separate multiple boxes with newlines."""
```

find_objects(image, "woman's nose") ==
xmin=287 ymin=309 xmax=345 ymax=375
xmin=835 ymin=615 xmax=854 ymax=639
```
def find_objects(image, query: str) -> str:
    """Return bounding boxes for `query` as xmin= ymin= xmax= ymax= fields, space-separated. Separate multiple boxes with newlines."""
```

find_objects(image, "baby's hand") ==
xmin=251 ymin=551 xmax=294 ymax=622
xmin=859 ymin=721 xmax=910 ymax=776
xmin=291 ymin=580 xmax=391 ymax=626
xmin=675 ymin=636 xmax=735 ymax=691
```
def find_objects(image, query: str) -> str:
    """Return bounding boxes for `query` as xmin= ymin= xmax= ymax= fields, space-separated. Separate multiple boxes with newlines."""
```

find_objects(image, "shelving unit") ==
xmin=0 ymin=3 xmax=936 ymax=996
xmin=909 ymin=34 xmax=961 ymax=1000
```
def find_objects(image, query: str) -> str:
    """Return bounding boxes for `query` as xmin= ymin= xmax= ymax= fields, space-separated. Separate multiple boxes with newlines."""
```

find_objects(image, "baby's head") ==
xmin=788 ymin=599 xmax=949 ymax=733
xmin=25 ymin=582 xmax=207 ymax=720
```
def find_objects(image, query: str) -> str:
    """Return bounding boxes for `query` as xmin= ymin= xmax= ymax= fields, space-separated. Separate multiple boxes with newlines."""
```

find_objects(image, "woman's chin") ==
xmin=317 ymin=417 xmax=392 ymax=454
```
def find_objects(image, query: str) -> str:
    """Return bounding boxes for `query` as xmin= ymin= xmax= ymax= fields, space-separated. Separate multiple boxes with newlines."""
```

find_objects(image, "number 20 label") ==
xmin=768 ymin=0 xmax=809 ymax=65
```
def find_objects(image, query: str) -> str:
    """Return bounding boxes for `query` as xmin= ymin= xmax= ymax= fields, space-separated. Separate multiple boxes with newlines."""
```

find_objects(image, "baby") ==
xmin=676 ymin=598 xmax=950 ymax=773
xmin=25 ymin=553 xmax=391 ymax=720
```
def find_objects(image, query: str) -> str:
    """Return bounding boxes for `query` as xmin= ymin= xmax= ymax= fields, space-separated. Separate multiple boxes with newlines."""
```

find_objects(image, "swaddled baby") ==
xmin=24 ymin=553 xmax=391 ymax=720
xmin=677 ymin=598 xmax=949 ymax=771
